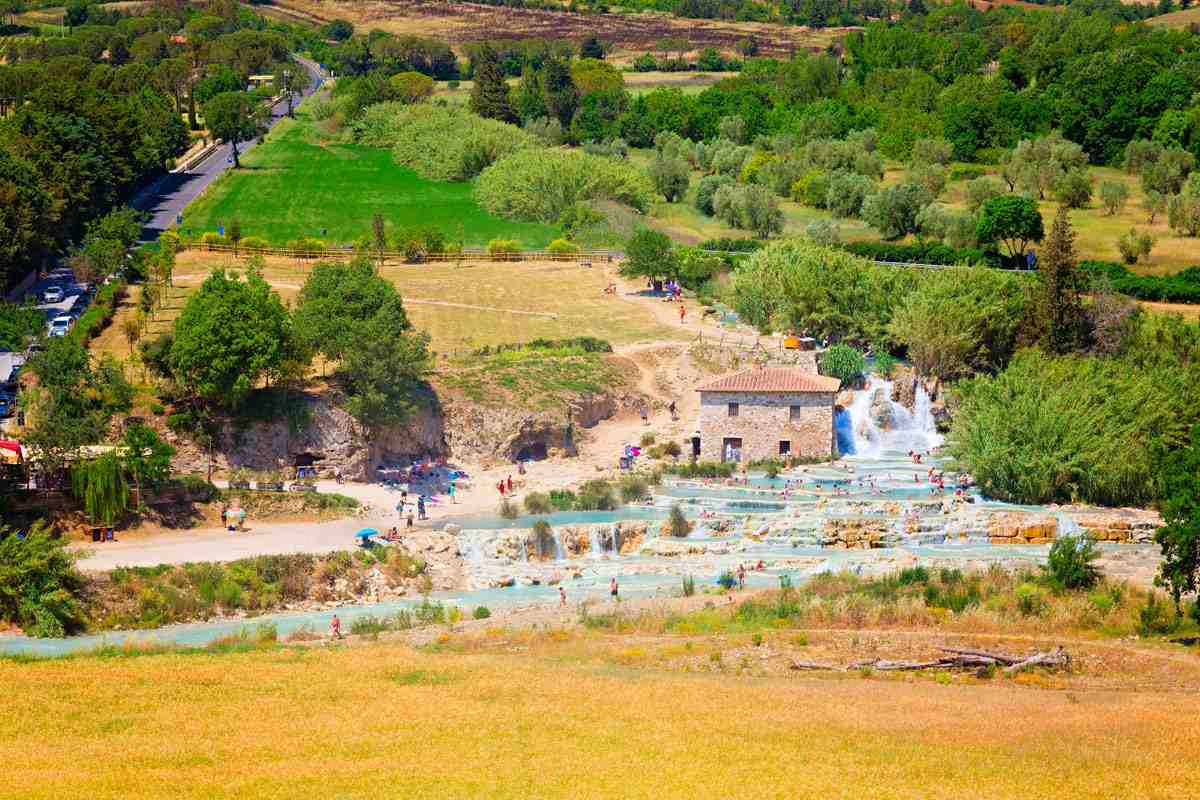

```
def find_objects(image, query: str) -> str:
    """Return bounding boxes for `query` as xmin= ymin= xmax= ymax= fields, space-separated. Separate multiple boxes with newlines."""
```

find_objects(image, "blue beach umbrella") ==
xmin=355 ymin=528 xmax=379 ymax=540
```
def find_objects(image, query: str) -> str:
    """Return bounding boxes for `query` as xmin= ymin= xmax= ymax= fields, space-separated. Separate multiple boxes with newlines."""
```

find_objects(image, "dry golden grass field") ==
xmin=3 ymin=619 xmax=1200 ymax=800
xmin=90 ymin=253 xmax=682 ymax=360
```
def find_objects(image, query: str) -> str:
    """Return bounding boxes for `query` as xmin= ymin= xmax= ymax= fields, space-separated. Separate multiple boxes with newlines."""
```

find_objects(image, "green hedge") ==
xmin=700 ymin=237 xmax=764 ymax=253
xmin=841 ymin=241 xmax=1024 ymax=269
xmin=66 ymin=281 xmax=126 ymax=347
xmin=1082 ymin=260 xmax=1200 ymax=304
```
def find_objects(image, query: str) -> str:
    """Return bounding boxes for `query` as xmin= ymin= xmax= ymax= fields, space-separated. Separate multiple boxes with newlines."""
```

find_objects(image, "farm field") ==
xmin=3 ymin=624 xmax=1199 ymax=800
xmin=92 ymin=254 xmax=682 ymax=359
xmin=264 ymin=0 xmax=841 ymax=56
xmin=180 ymin=110 xmax=558 ymax=250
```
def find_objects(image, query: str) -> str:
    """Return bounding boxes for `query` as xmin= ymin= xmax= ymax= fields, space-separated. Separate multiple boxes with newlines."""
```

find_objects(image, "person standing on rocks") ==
xmin=610 ymin=576 xmax=619 ymax=600
xmin=559 ymin=586 xmax=566 ymax=606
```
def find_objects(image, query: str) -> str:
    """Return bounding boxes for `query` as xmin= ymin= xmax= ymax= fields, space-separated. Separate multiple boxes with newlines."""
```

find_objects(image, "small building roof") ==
xmin=696 ymin=367 xmax=841 ymax=394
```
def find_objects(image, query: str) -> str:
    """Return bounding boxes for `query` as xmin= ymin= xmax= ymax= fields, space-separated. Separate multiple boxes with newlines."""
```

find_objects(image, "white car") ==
xmin=47 ymin=316 xmax=72 ymax=337
xmin=42 ymin=287 xmax=64 ymax=304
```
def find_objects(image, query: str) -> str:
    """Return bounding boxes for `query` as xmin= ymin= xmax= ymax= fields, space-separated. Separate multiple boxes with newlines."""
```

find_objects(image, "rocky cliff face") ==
xmin=168 ymin=388 xmax=446 ymax=479
xmin=441 ymin=393 xmax=617 ymax=466
xmin=890 ymin=365 xmax=951 ymax=430
xmin=168 ymin=385 xmax=622 ymax=477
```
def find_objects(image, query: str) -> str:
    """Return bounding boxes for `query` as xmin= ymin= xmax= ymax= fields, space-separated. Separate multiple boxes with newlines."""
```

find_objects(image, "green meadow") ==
xmin=181 ymin=112 xmax=558 ymax=249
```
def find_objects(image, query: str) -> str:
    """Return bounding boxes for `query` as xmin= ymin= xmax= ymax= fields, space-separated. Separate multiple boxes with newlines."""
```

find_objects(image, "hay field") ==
xmin=2 ymin=630 xmax=1198 ymax=799
xmin=91 ymin=254 xmax=682 ymax=359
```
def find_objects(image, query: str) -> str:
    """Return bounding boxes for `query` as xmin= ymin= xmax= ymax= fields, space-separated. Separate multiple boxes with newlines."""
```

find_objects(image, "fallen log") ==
xmin=1003 ymin=646 xmax=1070 ymax=675
xmin=937 ymin=647 xmax=1022 ymax=666
xmin=789 ymin=660 xmax=841 ymax=671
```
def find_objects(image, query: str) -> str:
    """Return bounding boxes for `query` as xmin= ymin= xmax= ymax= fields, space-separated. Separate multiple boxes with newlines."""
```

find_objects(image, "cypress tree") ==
xmin=1036 ymin=207 xmax=1088 ymax=354
xmin=470 ymin=43 xmax=515 ymax=123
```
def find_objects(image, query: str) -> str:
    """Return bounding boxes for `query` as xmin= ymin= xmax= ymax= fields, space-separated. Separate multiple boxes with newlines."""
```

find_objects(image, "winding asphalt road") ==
xmin=134 ymin=56 xmax=326 ymax=243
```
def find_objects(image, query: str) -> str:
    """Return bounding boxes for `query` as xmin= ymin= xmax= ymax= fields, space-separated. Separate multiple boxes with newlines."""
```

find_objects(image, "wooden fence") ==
xmin=183 ymin=241 xmax=616 ymax=265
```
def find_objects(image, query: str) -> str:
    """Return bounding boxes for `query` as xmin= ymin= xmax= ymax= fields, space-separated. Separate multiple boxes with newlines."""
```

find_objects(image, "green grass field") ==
xmin=181 ymin=112 xmax=559 ymax=249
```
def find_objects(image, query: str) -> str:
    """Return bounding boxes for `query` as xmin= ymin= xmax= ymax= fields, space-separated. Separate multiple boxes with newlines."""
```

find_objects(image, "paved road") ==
xmin=133 ymin=56 xmax=326 ymax=243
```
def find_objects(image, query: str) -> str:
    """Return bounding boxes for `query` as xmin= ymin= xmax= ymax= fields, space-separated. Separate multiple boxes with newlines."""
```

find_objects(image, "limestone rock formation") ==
xmin=987 ymin=512 xmax=1057 ymax=544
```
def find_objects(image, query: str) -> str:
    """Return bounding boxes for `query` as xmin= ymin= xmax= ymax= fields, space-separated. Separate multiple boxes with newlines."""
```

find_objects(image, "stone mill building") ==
xmin=692 ymin=367 xmax=840 ymax=463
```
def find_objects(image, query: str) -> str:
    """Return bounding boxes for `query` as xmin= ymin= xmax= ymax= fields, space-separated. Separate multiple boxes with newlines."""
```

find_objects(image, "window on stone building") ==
xmin=779 ymin=440 xmax=790 ymax=455
xmin=789 ymin=405 xmax=802 ymax=421
xmin=728 ymin=402 xmax=739 ymax=417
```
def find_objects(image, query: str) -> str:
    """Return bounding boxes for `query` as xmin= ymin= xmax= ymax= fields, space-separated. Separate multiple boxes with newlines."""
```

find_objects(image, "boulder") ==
xmin=1073 ymin=513 xmax=1132 ymax=543
xmin=821 ymin=517 xmax=888 ymax=549
xmin=987 ymin=512 xmax=1057 ymax=544
xmin=869 ymin=388 xmax=893 ymax=430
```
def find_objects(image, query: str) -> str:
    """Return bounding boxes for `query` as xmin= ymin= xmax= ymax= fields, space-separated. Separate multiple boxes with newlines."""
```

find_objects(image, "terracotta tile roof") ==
xmin=696 ymin=367 xmax=841 ymax=394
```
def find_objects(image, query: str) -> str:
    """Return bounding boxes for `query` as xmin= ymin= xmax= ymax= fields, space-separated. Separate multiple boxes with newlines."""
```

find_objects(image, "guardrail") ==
xmin=183 ymin=242 xmax=616 ymax=264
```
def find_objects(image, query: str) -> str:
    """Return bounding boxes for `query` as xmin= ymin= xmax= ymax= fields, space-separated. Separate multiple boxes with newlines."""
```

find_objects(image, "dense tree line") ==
xmin=0 ymin=0 xmax=311 ymax=289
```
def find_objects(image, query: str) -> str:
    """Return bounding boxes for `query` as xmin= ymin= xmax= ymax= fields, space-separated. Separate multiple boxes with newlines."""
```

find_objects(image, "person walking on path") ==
xmin=679 ymin=304 xmax=686 ymax=324
xmin=668 ymin=400 xmax=677 ymax=421
xmin=448 ymin=482 xmax=456 ymax=503
xmin=737 ymin=563 xmax=746 ymax=590
xmin=610 ymin=576 xmax=619 ymax=599
xmin=559 ymin=586 xmax=566 ymax=606
xmin=498 ymin=480 xmax=506 ymax=497
xmin=639 ymin=404 xmax=648 ymax=425
xmin=329 ymin=614 xmax=342 ymax=640
xmin=417 ymin=495 xmax=427 ymax=520
xmin=506 ymin=475 xmax=514 ymax=493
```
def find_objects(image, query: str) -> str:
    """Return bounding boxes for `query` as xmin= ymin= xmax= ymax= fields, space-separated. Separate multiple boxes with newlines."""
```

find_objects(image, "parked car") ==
xmin=47 ymin=316 xmax=72 ymax=337
xmin=41 ymin=286 xmax=64 ymax=304
xmin=0 ymin=393 xmax=13 ymax=418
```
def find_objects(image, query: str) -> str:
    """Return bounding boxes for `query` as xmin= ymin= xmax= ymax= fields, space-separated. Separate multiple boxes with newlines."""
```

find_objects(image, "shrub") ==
xmin=1116 ymin=229 xmax=1153 ymax=265
xmin=576 ymin=479 xmax=617 ymax=510
xmin=805 ymin=219 xmax=841 ymax=246
xmin=964 ymin=176 xmax=1005 ymax=214
xmin=414 ymin=597 xmax=447 ymax=625
xmin=352 ymin=103 xmax=536 ymax=181
xmin=473 ymin=605 xmax=492 ymax=620
xmin=486 ymin=239 xmax=522 ymax=260
xmin=874 ymin=350 xmax=897 ymax=378
xmin=200 ymin=232 xmax=227 ymax=246
xmin=524 ymin=492 xmax=552 ymax=514
xmin=819 ymin=344 xmax=866 ymax=386
xmin=1015 ymin=583 xmax=1048 ymax=616
xmin=694 ymin=174 xmax=735 ymax=216
xmin=1043 ymin=534 xmax=1102 ymax=590
xmin=0 ymin=524 xmax=87 ymax=638
xmin=1138 ymin=592 xmax=1181 ymax=636
xmin=790 ymin=170 xmax=830 ymax=208
xmin=546 ymin=238 xmax=580 ymax=256
xmin=619 ymin=475 xmax=650 ymax=503
xmin=861 ymin=182 xmax=933 ymax=240
xmin=682 ymin=575 xmax=696 ymax=597
xmin=712 ymin=184 xmax=783 ymax=238
xmin=499 ymin=498 xmax=519 ymax=519
xmin=667 ymin=504 xmax=692 ymax=537
xmin=476 ymin=148 xmax=655 ymax=223
xmin=825 ymin=172 xmax=874 ymax=218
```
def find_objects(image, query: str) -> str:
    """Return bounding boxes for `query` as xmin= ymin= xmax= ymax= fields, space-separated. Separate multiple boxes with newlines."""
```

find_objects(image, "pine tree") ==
xmin=469 ymin=43 xmax=515 ymax=123
xmin=1036 ymin=207 xmax=1088 ymax=354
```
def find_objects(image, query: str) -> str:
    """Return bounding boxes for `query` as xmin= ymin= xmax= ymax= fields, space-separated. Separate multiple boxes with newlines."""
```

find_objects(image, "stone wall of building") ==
xmin=697 ymin=391 xmax=834 ymax=463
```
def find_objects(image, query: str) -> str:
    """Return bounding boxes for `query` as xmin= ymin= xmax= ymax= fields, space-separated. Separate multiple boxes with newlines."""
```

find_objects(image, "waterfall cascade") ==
xmin=845 ymin=378 xmax=942 ymax=457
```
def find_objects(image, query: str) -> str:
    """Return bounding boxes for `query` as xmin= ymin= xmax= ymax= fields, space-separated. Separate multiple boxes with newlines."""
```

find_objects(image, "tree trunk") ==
xmin=231 ymin=140 xmax=241 ymax=168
